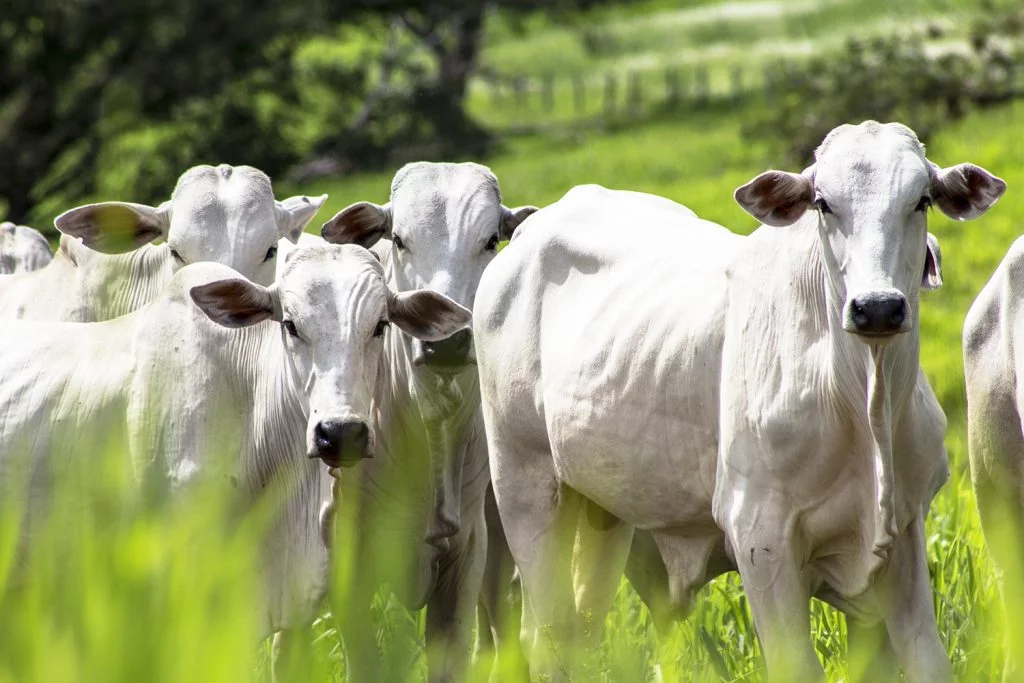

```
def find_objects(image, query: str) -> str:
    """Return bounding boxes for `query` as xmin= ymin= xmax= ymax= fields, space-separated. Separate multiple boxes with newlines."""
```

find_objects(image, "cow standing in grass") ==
xmin=0 ymin=222 xmax=53 ymax=274
xmin=474 ymin=122 xmax=1004 ymax=682
xmin=320 ymin=161 xmax=536 ymax=683
xmin=0 ymin=245 xmax=470 ymax=664
xmin=964 ymin=237 xmax=1024 ymax=683
xmin=0 ymin=164 xmax=325 ymax=321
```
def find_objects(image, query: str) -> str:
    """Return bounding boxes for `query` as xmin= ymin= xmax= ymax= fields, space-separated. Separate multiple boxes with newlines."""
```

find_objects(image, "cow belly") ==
xmin=546 ymin=392 xmax=717 ymax=529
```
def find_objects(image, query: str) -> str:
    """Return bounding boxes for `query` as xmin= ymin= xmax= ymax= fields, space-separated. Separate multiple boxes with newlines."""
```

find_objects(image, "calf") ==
xmin=320 ymin=161 xmax=536 ymax=683
xmin=0 ymin=244 xmax=470 ymax=643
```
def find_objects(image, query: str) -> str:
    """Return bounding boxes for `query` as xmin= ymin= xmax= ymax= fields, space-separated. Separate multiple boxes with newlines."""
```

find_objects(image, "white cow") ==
xmin=0 ymin=222 xmax=53 ymax=274
xmin=475 ymin=122 xmax=1004 ymax=682
xmin=0 ymin=164 xmax=325 ymax=321
xmin=964 ymin=237 xmax=1024 ymax=681
xmin=0 ymin=244 xmax=470 ymax=644
xmin=319 ymin=161 xmax=536 ymax=683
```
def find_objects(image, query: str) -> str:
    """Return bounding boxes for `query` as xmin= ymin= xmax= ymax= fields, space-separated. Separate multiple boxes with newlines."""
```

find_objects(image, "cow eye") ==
xmin=393 ymin=235 xmax=406 ymax=250
xmin=914 ymin=196 xmax=932 ymax=212
xmin=373 ymin=319 xmax=390 ymax=338
xmin=282 ymin=320 xmax=299 ymax=338
xmin=485 ymin=233 xmax=500 ymax=251
xmin=170 ymin=248 xmax=184 ymax=263
xmin=264 ymin=245 xmax=278 ymax=262
xmin=815 ymin=197 xmax=833 ymax=215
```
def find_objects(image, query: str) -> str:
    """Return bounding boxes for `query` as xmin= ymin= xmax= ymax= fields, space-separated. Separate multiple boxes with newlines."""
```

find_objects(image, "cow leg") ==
xmin=624 ymin=530 xmax=676 ymax=634
xmin=476 ymin=485 xmax=528 ymax=683
xmin=491 ymin=445 xmax=583 ymax=682
xmin=874 ymin=515 xmax=952 ymax=683
xmin=846 ymin=619 xmax=898 ymax=683
xmin=426 ymin=508 xmax=487 ymax=683
xmin=572 ymin=498 xmax=634 ymax=664
xmin=731 ymin=524 xmax=822 ymax=682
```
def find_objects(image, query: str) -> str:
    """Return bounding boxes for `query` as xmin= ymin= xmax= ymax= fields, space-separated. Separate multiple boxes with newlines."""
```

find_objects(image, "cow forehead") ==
xmin=280 ymin=245 xmax=387 ymax=319
xmin=390 ymin=162 xmax=501 ymax=235
xmin=814 ymin=124 xmax=930 ymax=201
xmin=169 ymin=165 xmax=277 ymax=237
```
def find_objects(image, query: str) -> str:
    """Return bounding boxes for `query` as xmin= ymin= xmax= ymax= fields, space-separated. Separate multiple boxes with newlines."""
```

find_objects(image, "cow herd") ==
xmin=0 ymin=120 xmax=1021 ymax=683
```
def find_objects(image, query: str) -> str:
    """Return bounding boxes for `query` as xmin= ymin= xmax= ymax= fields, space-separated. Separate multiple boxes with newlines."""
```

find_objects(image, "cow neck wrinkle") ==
xmin=808 ymin=216 xmax=919 ymax=418
xmin=227 ymin=321 xmax=308 ymax=490
xmin=94 ymin=244 xmax=173 ymax=321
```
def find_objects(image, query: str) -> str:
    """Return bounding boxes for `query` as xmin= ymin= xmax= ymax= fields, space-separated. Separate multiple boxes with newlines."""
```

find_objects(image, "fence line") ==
xmin=479 ymin=62 xmax=770 ymax=124
xmin=477 ymin=55 xmax=1024 ymax=128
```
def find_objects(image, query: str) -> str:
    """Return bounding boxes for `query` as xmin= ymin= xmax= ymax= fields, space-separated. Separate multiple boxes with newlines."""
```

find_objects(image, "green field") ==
xmin=5 ymin=0 xmax=1024 ymax=681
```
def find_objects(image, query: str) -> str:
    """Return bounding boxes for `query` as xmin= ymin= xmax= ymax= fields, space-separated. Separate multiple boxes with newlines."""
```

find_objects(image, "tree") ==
xmin=0 ymin=0 xmax=325 ymax=224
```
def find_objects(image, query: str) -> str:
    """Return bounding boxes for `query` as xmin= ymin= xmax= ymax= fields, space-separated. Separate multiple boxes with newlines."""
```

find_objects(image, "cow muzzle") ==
xmin=843 ymin=290 xmax=911 ymax=340
xmin=309 ymin=419 xmax=373 ymax=468
xmin=413 ymin=329 xmax=474 ymax=373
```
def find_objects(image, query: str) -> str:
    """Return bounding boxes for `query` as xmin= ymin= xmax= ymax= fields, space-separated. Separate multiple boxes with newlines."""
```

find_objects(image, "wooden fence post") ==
xmin=604 ymin=72 xmax=618 ymax=115
xmin=730 ymin=65 xmax=743 ymax=102
xmin=573 ymin=74 xmax=586 ymax=114
xmin=665 ymin=65 xmax=680 ymax=107
xmin=695 ymin=65 xmax=709 ymax=106
xmin=628 ymin=70 xmax=642 ymax=114
xmin=513 ymin=76 xmax=528 ymax=111
xmin=542 ymin=74 xmax=555 ymax=112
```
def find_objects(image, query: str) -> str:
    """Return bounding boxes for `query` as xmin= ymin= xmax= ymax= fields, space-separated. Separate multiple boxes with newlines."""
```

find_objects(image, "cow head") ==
xmin=189 ymin=244 xmax=470 ymax=468
xmin=321 ymin=162 xmax=536 ymax=374
xmin=55 ymin=164 xmax=327 ymax=286
xmin=735 ymin=121 xmax=1004 ymax=342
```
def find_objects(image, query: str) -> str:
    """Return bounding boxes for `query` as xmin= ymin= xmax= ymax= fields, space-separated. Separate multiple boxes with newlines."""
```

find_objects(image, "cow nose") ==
xmin=847 ymin=292 xmax=908 ymax=337
xmin=419 ymin=329 xmax=473 ymax=370
xmin=311 ymin=420 xmax=371 ymax=468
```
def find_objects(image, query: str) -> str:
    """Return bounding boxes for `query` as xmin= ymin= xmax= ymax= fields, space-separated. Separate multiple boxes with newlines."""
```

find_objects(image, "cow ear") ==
xmin=500 ymin=205 xmax=539 ymax=240
xmin=276 ymin=194 xmax=328 ymax=244
xmin=930 ymin=162 xmax=1006 ymax=221
xmin=55 ymin=201 xmax=170 ymax=253
xmin=387 ymin=289 xmax=471 ymax=342
xmin=321 ymin=202 xmax=392 ymax=248
xmin=922 ymin=232 xmax=943 ymax=291
xmin=190 ymin=279 xmax=280 ymax=328
xmin=734 ymin=169 xmax=815 ymax=227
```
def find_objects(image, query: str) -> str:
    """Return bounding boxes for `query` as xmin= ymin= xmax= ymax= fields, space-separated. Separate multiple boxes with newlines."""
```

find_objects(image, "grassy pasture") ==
xmin=5 ymin=0 xmax=1024 ymax=680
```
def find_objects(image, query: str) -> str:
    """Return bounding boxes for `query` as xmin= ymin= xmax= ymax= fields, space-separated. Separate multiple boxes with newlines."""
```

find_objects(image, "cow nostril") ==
xmin=890 ymin=303 xmax=906 ymax=327
xmin=849 ymin=294 xmax=908 ymax=335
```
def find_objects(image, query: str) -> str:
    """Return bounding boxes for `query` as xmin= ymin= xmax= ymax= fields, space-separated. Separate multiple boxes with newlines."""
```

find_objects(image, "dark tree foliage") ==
xmin=0 ymin=0 xmax=324 ymax=223
xmin=0 ymin=0 xmax=632 ymax=224
xmin=322 ymin=0 xmax=628 ymax=175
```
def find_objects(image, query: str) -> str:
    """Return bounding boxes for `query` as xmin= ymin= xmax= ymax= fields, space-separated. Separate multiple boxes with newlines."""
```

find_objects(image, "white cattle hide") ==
xmin=0 ymin=164 xmax=325 ymax=321
xmin=476 ymin=123 xmax=1003 ymax=683
xmin=319 ymin=161 xmax=536 ymax=683
xmin=0 ymin=222 xmax=53 ymax=274
xmin=0 ymin=244 xmax=470 ymax=637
